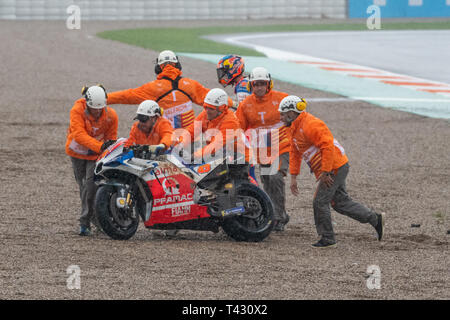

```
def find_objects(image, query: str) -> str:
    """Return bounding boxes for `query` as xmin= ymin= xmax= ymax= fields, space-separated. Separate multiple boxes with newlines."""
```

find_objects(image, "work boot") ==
xmin=273 ymin=213 xmax=290 ymax=232
xmin=312 ymin=238 xmax=336 ymax=248
xmin=374 ymin=212 xmax=386 ymax=241
xmin=79 ymin=226 xmax=91 ymax=236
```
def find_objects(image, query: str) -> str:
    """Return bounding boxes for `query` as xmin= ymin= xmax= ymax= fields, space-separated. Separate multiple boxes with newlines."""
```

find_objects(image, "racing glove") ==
xmin=148 ymin=144 xmax=165 ymax=156
xmin=101 ymin=140 xmax=116 ymax=151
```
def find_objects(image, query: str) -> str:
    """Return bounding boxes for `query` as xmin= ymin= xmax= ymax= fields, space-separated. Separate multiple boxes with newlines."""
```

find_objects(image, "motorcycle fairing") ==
xmin=144 ymin=166 xmax=210 ymax=227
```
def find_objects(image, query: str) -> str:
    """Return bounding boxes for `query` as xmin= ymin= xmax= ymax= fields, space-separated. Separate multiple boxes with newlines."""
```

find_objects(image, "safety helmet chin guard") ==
xmin=216 ymin=54 xmax=245 ymax=87
xmin=203 ymin=88 xmax=228 ymax=112
xmin=83 ymin=85 xmax=107 ymax=109
xmin=134 ymin=100 xmax=163 ymax=121
xmin=278 ymin=95 xmax=307 ymax=113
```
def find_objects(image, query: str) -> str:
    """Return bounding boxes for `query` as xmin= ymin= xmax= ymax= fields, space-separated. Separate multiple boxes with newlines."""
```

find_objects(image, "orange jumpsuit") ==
xmin=289 ymin=112 xmax=378 ymax=244
xmin=65 ymin=98 xmax=118 ymax=160
xmin=235 ymin=89 xmax=290 ymax=225
xmin=125 ymin=117 xmax=174 ymax=149
xmin=66 ymin=98 xmax=118 ymax=230
xmin=184 ymin=108 xmax=250 ymax=161
xmin=107 ymin=65 xmax=210 ymax=129
xmin=288 ymin=111 xmax=348 ymax=178
xmin=235 ymin=90 xmax=289 ymax=164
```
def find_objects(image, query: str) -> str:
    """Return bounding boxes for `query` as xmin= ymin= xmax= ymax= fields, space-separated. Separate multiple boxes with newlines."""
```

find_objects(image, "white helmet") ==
xmin=278 ymin=95 xmax=307 ymax=113
xmin=204 ymin=88 xmax=228 ymax=108
xmin=157 ymin=50 xmax=178 ymax=65
xmin=135 ymin=100 xmax=162 ymax=119
xmin=249 ymin=67 xmax=271 ymax=82
xmin=84 ymin=86 xmax=107 ymax=109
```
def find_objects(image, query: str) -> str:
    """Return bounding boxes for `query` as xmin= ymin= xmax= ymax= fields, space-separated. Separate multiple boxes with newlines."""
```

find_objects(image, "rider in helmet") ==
xmin=125 ymin=100 xmax=174 ymax=155
xmin=216 ymin=54 xmax=251 ymax=107
xmin=216 ymin=55 xmax=257 ymax=183
xmin=66 ymin=85 xmax=119 ymax=236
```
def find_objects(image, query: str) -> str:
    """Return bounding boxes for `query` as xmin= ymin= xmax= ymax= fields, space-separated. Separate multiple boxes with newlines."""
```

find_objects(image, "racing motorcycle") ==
xmin=93 ymin=138 xmax=274 ymax=242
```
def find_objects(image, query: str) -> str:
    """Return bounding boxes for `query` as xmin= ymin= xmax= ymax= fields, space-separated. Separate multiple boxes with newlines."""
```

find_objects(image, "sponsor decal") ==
xmin=162 ymin=177 xmax=180 ymax=195
xmin=221 ymin=206 xmax=245 ymax=217
xmin=153 ymin=166 xmax=180 ymax=176
xmin=153 ymin=193 xmax=193 ymax=206
xmin=171 ymin=205 xmax=191 ymax=217
xmin=197 ymin=164 xmax=211 ymax=174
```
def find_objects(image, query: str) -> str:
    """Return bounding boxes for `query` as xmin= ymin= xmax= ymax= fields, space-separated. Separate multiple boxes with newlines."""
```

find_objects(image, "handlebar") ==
xmin=125 ymin=145 xmax=164 ymax=160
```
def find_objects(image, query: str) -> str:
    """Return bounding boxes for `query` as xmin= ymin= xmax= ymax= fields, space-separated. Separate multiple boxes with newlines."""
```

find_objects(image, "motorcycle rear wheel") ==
xmin=95 ymin=185 xmax=139 ymax=240
xmin=222 ymin=182 xmax=274 ymax=242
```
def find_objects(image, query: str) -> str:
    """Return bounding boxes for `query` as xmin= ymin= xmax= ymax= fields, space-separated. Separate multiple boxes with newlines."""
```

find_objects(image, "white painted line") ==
xmin=224 ymin=33 xmax=450 ymax=88
xmin=306 ymin=97 xmax=450 ymax=103
xmin=352 ymin=97 xmax=450 ymax=102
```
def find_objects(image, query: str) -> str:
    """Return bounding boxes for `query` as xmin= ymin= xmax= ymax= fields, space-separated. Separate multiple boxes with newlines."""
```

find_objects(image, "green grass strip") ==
xmin=98 ymin=21 xmax=450 ymax=57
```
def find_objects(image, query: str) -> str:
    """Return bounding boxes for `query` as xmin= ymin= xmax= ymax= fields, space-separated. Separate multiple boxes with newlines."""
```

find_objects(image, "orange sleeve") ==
xmin=289 ymin=143 xmax=302 ymax=176
xmin=195 ymin=117 xmax=239 ymax=159
xmin=184 ymin=79 xmax=210 ymax=106
xmin=125 ymin=123 xmax=139 ymax=147
xmin=227 ymin=97 xmax=233 ymax=108
xmin=107 ymin=82 xmax=157 ymax=105
xmin=276 ymin=91 xmax=289 ymax=101
xmin=70 ymin=101 xmax=103 ymax=154
xmin=304 ymin=119 xmax=335 ymax=173
xmin=104 ymin=108 xmax=118 ymax=141
xmin=158 ymin=119 xmax=175 ymax=148
xmin=235 ymin=102 xmax=248 ymax=130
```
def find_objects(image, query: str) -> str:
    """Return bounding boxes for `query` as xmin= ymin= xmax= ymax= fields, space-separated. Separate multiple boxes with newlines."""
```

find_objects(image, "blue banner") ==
xmin=349 ymin=0 xmax=450 ymax=18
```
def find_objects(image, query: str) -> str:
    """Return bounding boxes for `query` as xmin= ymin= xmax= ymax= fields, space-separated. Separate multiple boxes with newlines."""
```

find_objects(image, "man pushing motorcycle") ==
xmin=125 ymin=100 xmax=174 ymax=154
xmin=279 ymin=95 xmax=385 ymax=248
xmin=66 ymin=85 xmax=118 ymax=236
xmin=182 ymin=88 xmax=251 ymax=165
xmin=235 ymin=67 xmax=291 ymax=232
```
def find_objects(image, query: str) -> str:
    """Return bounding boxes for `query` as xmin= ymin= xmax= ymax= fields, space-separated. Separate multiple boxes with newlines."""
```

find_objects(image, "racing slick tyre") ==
xmin=222 ymin=182 xmax=274 ymax=242
xmin=95 ymin=185 xmax=139 ymax=240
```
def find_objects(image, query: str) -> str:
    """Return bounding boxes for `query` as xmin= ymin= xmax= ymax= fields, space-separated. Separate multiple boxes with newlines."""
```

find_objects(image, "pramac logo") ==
xmin=162 ymin=177 xmax=179 ymax=195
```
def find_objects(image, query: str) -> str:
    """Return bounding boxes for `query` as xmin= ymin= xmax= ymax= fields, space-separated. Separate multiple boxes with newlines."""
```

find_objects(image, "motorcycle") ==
xmin=93 ymin=138 xmax=274 ymax=242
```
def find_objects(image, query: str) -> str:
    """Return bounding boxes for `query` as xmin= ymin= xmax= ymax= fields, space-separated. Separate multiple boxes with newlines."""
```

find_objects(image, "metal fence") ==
xmin=0 ymin=0 xmax=347 ymax=20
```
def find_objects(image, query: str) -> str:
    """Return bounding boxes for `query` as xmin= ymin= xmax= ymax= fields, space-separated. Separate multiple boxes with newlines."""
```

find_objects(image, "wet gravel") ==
xmin=0 ymin=19 xmax=448 ymax=300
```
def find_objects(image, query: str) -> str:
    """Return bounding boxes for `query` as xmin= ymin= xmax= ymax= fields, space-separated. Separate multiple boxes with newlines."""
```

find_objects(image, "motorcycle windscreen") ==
xmin=144 ymin=167 xmax=209 ymax=227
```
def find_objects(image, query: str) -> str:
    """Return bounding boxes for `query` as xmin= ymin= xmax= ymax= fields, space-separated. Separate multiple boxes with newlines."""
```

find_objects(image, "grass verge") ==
xmin=98 ymin=21 xmax=450 ymax=57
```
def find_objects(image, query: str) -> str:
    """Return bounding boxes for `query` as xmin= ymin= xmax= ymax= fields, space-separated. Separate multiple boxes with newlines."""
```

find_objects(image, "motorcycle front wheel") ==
xmin=95 ymin=185 xmax=139 ymax=240
xmin=221 ymin=182 xmax=274 ymax=242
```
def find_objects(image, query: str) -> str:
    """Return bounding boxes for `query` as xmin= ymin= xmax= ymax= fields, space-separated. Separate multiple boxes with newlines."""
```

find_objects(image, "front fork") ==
xmin=115 ymin=186 xmax=133 ymax=210
xmin=96 ymin=178 xmax=150 ymax=222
